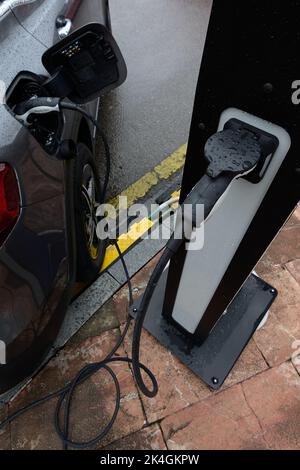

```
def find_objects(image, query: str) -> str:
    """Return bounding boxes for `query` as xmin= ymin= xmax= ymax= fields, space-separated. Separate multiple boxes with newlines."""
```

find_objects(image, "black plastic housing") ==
xmin=42 ymin=23 xmax=127 ymax=104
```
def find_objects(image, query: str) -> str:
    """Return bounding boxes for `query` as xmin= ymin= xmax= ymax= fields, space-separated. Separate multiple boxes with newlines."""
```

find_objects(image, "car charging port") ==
xmin=5 ymin=71 xmax=63 ymax=155
xmin=5 ymin=22 xmax=128 ymax=159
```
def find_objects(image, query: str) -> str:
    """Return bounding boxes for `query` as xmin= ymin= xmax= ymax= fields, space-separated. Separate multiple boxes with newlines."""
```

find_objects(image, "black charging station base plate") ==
xmin=130 ymin=272 xmax=277 ymax=390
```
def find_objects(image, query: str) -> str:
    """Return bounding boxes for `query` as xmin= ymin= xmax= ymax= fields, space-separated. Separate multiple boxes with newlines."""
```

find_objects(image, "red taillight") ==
xmin=0 ymin=163 xmax=20 ymax=246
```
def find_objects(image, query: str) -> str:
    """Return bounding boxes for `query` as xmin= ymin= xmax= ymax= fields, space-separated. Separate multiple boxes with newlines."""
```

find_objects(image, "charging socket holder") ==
xmin=42 ymin=23 xmax=127 ymax=104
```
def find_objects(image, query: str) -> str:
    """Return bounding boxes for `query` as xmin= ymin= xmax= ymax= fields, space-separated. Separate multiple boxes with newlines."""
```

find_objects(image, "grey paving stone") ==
xmin=53 ymin=273 xmax=121 ymax=350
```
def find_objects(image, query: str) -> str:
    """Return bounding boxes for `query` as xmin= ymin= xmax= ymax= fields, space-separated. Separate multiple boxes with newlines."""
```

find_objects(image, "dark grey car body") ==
xmin=0 ymin=0 xmax=110 ymax=393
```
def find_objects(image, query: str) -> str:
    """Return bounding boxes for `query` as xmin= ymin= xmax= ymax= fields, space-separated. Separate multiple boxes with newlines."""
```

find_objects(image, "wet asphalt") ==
xmin=99 ymin=0 xmax=212 ymax=197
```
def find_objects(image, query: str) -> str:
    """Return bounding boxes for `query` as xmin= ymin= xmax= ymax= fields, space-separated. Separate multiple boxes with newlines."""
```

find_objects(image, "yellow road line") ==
xmin=101 ymin=143 xmax=186 ymax=272
xmin=171 ymin=190 xmax=181 ymax=199
xmin=110 ymin=143 xmax=187 ymax=208
xmin=110 ymin=172 xmax=159 ymax=208
xmin=154 ymin=144 xmax=187 ymax=180
xmin=101 ymin=218 xmax=154 ymax=272
xmin=170 ymin=189 xmax=181 ymax=209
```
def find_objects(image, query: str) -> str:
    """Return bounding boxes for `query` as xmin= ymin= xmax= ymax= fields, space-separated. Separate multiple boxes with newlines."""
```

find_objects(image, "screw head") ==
xmin=212 ymin=377 xmax=219 ymax=385
xmin=263 ymin=82 xmax=274 ymax=94
xmin=133 ymin=308 xmax=138 ymax=313
xmin=56 ymin=15 xmax=67 ymax=28
xmin=198 ymin=122 xmax=206 ymax=131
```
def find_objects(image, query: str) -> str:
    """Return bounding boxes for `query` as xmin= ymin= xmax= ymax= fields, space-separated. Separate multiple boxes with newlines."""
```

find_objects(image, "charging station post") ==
xmin=131 ymin=0 xmax=300 ymax=389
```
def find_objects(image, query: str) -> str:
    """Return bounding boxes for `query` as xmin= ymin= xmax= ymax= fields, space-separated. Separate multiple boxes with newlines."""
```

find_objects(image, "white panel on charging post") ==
xmin=171 ymin=108 xmax=291 ymax=334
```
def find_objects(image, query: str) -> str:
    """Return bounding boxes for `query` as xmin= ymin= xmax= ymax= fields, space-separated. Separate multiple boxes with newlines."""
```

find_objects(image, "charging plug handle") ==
xmin=182 ymin=126 xmax=279 ymax=228
xmin=14 ymin=97 xmax=61 ymax=125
